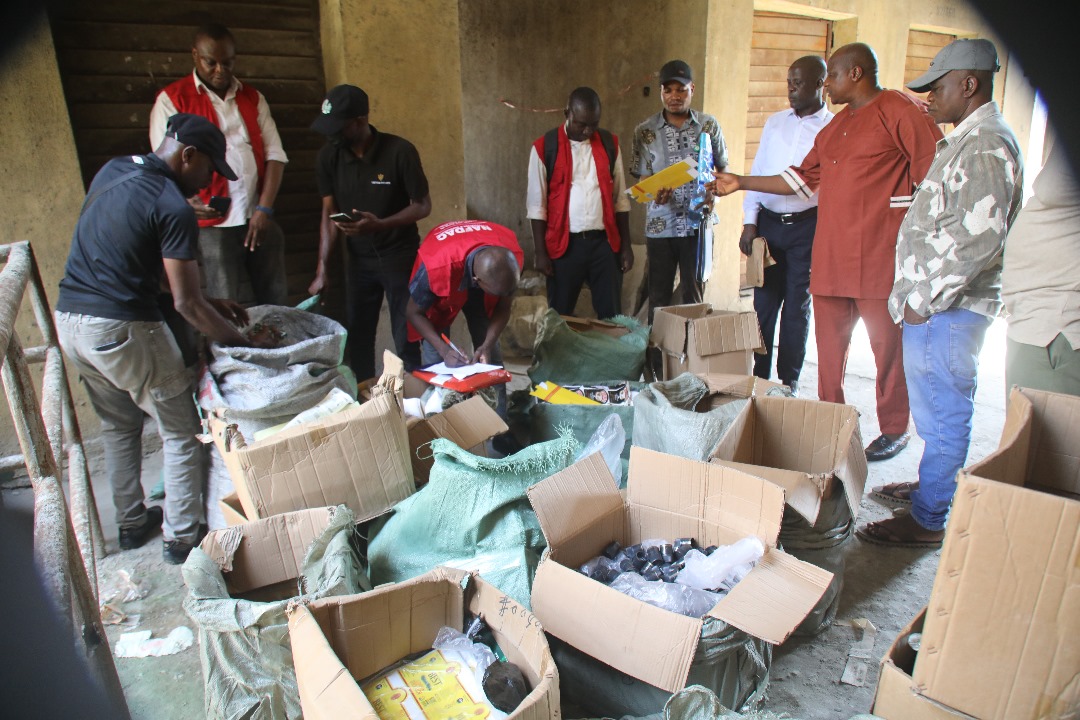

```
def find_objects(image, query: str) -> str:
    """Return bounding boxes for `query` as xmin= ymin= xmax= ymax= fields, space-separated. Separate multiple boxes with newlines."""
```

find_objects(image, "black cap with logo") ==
xmin=166 ymin=113 xmax=237 ymax=180
xmin=311 ymin=85 xmax=371 ymax=136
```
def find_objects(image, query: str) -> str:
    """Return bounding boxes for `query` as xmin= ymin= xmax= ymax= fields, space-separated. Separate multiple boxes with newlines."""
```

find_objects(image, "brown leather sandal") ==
xmin=855 ymin=516 xmax=943 ymax=549
xmin=870 ymin=481 xmax=918 ymax=508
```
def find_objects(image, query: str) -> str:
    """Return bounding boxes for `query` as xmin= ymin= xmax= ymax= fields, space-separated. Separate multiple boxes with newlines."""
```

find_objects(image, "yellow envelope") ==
xmin=627 ymin=159 xmax=699 ymax=203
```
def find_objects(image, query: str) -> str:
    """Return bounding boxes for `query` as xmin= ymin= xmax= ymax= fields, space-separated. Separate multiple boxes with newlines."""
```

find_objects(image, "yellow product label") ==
xmin=362 ymin=649 xmax=499 ymax=720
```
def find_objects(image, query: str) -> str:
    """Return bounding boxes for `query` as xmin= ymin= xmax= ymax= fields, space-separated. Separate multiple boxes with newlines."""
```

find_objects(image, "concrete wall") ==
xmin=0 ymin=13 xmax=92 ymax=456
xmin=319 ymin=0 xmax=468 ymax=233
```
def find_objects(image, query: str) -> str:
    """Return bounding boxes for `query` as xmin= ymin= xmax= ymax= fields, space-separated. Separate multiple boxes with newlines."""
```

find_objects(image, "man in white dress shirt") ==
xmin=527 ymin=87 xmax=633 ymax=318
xmin=740 ymin=55 xmax=831 ymax=394
xmin=150 ymin=23 xmax=289 ymax=306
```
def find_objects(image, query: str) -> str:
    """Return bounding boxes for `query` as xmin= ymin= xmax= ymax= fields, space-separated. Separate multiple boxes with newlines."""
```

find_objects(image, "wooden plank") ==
xmin=74 ymin=127 xmax=322 ymax=157
xmin=746 ymin=111 xmax=775 ymax=128
xmin=750 ymin=48 xmax=818 ymax=68
xmin=51 ymin=1 xmax=316 ymax=33
xmin=749 ymin=65 xmax=797 ymax=82
xmin=59 ymin=75 xmax=325 ymax=105
xmin=751 ymin=31 xmax=827 ymax=53
xmin=58 ymin=49 xmax=320 ymax=80
xmin=752 ymin=14 xmax=829 ymax=37
xmin=908 ymin=29 xmax=954 ymax=47
xmin=747 ymin=96 xmax=789 ymax=114
xmin=908 ymin=42 xmax=953 ymax=59
xmin=51 ymin=22 xmax=316 ymax=55
xmin=748 ymin=80 xmax=788 ymax=98
xmin=745 ymin=126 xmax=764 ymax=145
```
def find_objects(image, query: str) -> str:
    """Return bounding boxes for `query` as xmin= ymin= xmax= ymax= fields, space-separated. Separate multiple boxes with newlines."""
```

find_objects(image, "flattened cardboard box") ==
xmin=527 ymin=447 xmax=832 ymax=693
xmin=710 ymin=395 xmax=867 ymax=525
xmin=651 ymin=304 xmax=763 ymax=380
xmin=200 ymin=507 xmax=334 ymax=601
xmin=287 ymin=567 xmax=560 ymax=720
xmin=913 ymin=387 xmax=1080 ymax=720
xmin=207 ymin=384 xmax=413 ymax=523
xmin=871 ymin=607 xmax=967 ymax=720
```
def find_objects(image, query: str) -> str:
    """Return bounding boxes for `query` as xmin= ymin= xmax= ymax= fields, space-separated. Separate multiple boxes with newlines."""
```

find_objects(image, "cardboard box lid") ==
xmin=200 ymin=507 xmax=333 ymax=595
xmin=651 ymin=304 xmax=763 ymax=358
xmin=913 ymin=473 xmax=1080 ymax=719
xmin=711 ymin=396 xmax=867 ymax=524
xmin=423 ymin=396 xmax=508 ymax=449
xmin=700 ymin=373 xmax=785 ymax=399
xmin=650 ymin=304 xmax=711 ymax=357
xmin=529 ymin=449 xmax=832 ymax=692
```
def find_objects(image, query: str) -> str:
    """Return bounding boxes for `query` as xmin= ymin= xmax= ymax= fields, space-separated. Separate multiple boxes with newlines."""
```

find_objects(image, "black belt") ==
xmin=568 ymin=229 xmax=608 ymax=240
xmin=759 ymin=206 xmax=817 ymax=225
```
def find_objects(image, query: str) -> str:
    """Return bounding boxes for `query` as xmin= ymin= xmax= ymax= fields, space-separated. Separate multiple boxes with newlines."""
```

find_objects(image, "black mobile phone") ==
xmin=208 ymin=195 xmax=231 ymax=215
xmin=329 ymin=212 xmax=354 ymax=222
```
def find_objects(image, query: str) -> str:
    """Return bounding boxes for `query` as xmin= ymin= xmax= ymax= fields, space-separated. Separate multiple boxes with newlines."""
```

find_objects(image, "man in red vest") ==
xmin=406 ymin=221 xmax=523 ymax=374
xmin=150 ymin=23 xmax=288 ymax=306
xmin=527 ymin=87 xmax=632 ymax=319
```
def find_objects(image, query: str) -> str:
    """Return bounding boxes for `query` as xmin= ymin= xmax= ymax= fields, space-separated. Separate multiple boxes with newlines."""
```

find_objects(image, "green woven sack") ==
xmin=528 ymin=309 xmax=648 ymax=384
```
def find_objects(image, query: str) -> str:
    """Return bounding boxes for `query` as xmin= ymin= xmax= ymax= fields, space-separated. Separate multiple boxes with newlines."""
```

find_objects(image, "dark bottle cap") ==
xmin=645 ymin=546 xmax=663 ymax=564
xmin=602 ymin=541 xmax=622 ymax=560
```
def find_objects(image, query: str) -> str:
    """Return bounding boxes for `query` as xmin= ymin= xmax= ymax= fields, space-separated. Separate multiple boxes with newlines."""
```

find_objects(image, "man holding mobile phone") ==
xmin=310 ymin=84 xmax=432 ymax=379
xmin=150 ymin=22 xmax=289 ymax=307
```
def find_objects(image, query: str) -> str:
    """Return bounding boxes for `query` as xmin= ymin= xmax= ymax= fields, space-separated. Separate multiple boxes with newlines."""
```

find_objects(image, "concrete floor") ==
xmin=0 ymin=311 xmax=1010 ymax=719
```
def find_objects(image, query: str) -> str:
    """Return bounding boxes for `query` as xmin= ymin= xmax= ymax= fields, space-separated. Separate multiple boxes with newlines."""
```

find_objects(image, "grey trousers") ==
xmin=55 ymin=312 xmax=204 ymax=543
xmin=1006 ymin=333 xmax=1080 ymax=397
xmin=198 ymin=220 xmax=287 ymax=305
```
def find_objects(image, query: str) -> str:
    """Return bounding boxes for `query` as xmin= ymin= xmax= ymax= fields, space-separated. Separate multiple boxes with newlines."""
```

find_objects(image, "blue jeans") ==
xmin=904 ymin=308 xmax=992 ymax=530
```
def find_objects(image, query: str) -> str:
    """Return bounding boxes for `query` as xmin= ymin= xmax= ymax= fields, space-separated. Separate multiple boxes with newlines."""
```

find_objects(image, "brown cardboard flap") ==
xmin=531 ymin=557 xmax=702 ymax=693
xmin=527 ymin=452 xmax=624 ymax=550
xmin=963 ymin=387 xmax=1033 ymax=488
xmin=651 ymin=304 xmax=708 ymax=356
xmin=701 ymin=373 xmax=784 ymax=398
xmin=423 ymin=396 xmax=508 ymax=450
xmin=628 ymin=447 xmax=784 ymax=546
xmin=200 ymin=507 xmax=332 ymax=596
xmin=218 ymin=492 xmax=249 ymax=527
xmin=914 ymin=474 xmax=1080 ymax=719
xmin=690 ymin=311 xmax=763 ymax=356
xmin=710 ymin=459 xmax=823 ymax=526
xmin=561 ymin=315 xmax=630 ymax=339
xmin=708 ymin=549 xmax=833 ymax=645
xmin=288 ymin=604 xmax=376 ymax=720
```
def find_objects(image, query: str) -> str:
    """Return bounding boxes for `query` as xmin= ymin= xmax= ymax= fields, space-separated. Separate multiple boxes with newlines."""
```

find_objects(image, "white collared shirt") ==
xmin=742 ymin=104 xmax=833 ymax=224
xmin=149 ymin=71 xmax=288 ymax=227
xmin=526 ymin=126 xmax=630 ymax=232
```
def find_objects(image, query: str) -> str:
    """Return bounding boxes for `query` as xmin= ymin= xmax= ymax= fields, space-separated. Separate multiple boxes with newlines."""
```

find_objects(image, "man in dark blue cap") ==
xmin=309 ymin=84 xmax=432 ymax=379
xmin=55 ymin=113 xmax=269 ymax=565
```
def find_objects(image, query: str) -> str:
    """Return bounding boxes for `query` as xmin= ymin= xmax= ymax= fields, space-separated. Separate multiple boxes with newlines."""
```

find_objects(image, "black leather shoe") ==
xmin=163 ymin=539 xmax=195 ymax=565
xmin=865 ymin=432 xmax=910 ymax=462
xmin=118 ymin=506 xmax=163 ymax=550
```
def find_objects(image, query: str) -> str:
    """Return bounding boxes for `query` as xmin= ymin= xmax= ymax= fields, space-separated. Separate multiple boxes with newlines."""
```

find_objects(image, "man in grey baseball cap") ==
xmin=906 ymin=38 xmax=1000 ymax=93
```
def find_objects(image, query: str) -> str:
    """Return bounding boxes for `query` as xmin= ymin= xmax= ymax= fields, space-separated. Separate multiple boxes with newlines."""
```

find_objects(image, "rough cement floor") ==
xmin=0 ymin=314 xmax=1009 ymax=719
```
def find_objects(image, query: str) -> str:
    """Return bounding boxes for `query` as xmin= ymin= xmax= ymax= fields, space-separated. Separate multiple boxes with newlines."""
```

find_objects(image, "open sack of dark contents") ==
xmin=286 ymin=567 xmax=559 ymax=720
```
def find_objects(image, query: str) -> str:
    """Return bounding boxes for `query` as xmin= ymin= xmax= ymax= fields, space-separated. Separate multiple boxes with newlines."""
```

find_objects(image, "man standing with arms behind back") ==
xmin=310 ymin=84 xmax=432 ymax=379
xmin=711 ymin=43 xmax=943 ymax=462
xmin=860 ymin=39 xmax=1022 ymax=546
xmin=631 ymin=59 xmax=728 ymax=321
xmin=527 ymin=87 xmax=633 ymax=318
xmin=150 ymin=23 xmax=289 ymax=306
xmin=740 ymin=55 xmax=832 ymax=395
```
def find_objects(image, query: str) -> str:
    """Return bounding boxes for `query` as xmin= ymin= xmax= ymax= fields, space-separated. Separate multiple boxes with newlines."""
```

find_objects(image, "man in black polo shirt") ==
xmin=55 ymin=113 xmax=263 ymax=565
xmin=310 ymin=84 xmax=432 ymax=379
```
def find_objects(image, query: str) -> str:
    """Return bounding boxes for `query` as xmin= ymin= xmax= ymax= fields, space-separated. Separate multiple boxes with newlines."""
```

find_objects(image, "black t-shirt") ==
xmin=57 ymin=154 xmax=198 ymax=321
xmin=316 ymin=126 xmax=430 ymax=272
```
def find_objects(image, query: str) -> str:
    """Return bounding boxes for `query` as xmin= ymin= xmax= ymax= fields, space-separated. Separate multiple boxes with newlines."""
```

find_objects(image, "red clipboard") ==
xmin=411 ymin=368 xmax=513 ymax=392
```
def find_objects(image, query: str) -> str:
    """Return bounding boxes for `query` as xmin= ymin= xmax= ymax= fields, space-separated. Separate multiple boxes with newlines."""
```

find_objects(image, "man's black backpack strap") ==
xmin=542 ymin=128 xmax=618 ymax=181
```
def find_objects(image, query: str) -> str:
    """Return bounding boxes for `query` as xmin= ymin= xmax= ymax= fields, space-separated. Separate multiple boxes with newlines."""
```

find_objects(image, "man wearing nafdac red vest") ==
xmin=150 ymin=23 xmax=289 ymax=307
xmin=527 ymin=87 xmax=633 ymax=319
xmin=406 ymin=221 xmax=523 ymax=415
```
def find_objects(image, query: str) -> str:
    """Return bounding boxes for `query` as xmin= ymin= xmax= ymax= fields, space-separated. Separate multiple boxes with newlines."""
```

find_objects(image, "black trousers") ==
xmin=647 ymin=234 xmax=704 ymax=322
xmin=753 ymin=212 xmax=816 ymax=384
xmin=547 ymin=230 xmax=621 ymax=319
xmin=345 ymin=252 xmax=421 ymax=381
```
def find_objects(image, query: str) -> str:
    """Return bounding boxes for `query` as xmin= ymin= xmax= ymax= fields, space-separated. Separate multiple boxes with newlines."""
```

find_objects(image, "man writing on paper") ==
xmin=710 ymin=43 xmax=942 ymax=462
xmin=527 ymin=87 xmax=633 ymax=318
xmin=631 ymin=60 xmax=728 ymax=320
xmin=740 ymin=56 xmax=832 ymax=396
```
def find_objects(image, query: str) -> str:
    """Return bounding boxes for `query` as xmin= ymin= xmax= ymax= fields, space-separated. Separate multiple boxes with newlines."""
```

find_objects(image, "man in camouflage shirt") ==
xmin=631 ymin=59 xmax=727 ymax=321
xmin=859 ymin=39 xmax=1023 ymax=548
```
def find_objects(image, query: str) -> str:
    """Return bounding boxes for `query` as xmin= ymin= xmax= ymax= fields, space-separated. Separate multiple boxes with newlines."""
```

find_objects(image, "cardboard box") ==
xmin=206 ymin=379 xmax=414 ymax=523
xmin=911 ymin=387 xmax=1080 ymax=720
xmin=650 ymin=304 xmax=763 ymax=380
xmin=527 ymin=447 xmax=832 ymax=693
xmin=287 ymin=567 xmax=560 ymax=720
xmin=710 ymin=395 xmax=867 ymax=525
xmin=200 ymin=507 xmax=335 ymax=602
xmin=872 ymin=607 xmax=967 ymax=719
xmin=218 ymin=492 xmax=249 ymax=526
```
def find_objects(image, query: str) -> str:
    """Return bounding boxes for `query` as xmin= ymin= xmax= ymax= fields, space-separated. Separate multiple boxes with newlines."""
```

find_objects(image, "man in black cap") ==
xmin=55 ymin=113 xmax=269 ymax=565
xmin=631 ymin=59 xmax=728 ymax=320
xmin=309 ymin=84 xmax=432 ymax=379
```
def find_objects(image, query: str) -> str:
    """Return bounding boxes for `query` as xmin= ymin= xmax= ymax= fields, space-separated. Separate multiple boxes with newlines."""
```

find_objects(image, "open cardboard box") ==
xmin=710 ymin=395 xmax=867 ymax=525
xmin=527 ymin=447 xmax=832 ymax=693
xmin=287 ymin=566 xmax=560 ymax=720
xmin=872 ymin=607 xmax=968 ymax=719
xmin=371 ymin=352 xmax=509 ymax=484
xmin=205 ymin=375 xmax=414 ymax=523
xmin=910 ymin=387 xmax=1080 ymax=720
xmin=200 ymin=507 xmax=337 ymax=603
xmin=650 ymin=304 xmax=762 ymax=380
